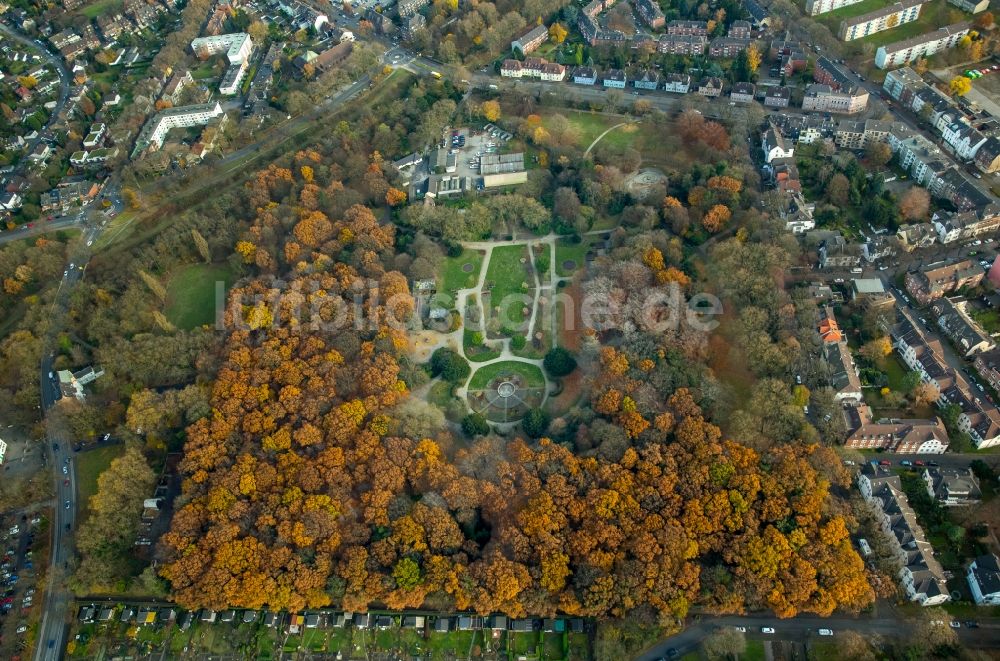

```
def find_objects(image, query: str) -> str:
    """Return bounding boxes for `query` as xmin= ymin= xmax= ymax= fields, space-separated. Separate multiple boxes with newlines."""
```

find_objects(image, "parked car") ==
xmin=761 ymin=627 xmax=775 ymax=634
xmin=818 ymin=629 xmax=834 ymax=636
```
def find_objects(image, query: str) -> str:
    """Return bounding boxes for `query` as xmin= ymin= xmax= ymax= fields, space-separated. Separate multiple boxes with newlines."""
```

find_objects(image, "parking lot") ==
xmin=449 ymin=124 xmax=512 ymax=183
xmin=0 ymin=510 xmax=45 ymax=656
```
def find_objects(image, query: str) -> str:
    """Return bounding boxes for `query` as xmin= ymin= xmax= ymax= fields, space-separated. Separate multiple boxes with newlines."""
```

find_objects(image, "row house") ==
xmin=929 ymin=169 xmax=997 ymax=213
xmin=824 ymin=341 xmax=863 ymax=403
xmin=931 ymin=207 xmax=1000 ymax=245
xmin=896 ymin=223 xmax=938 ymax=251
xmin=892 ymin=132 xmax=948 ymax=187
xmin=875 ymin=22 xmax=971 ymax=69
xmin=835 ymin=119 xmax=898 ymax=150
xmin=943 ymin=382 xmax=1000 ymax=448
xmin=974 ymin=137 xmax=1000 ymax=173
xmin=578 ymin=13 xmax=628 ymax=47
xmin=930 ymin=297 xmax=995 ymax=357
xmin=974 ymin=347 xmax=1000 ymax=391
xmin=633 ymin=0 xmax=665 ymax=29
xmin=656 ymin=34 xmax=707 ymax=56
xmin=801 ymin=83 xmax=868 ymax=114
xmin=500 ymin=58 xmax=566 ymax=81
xmin=845 ymin=405 xmax=949 ymax=453
xmin=940 ymin=121 xmax=988 ymax=161
xmin=762 ymin=125 xmax=794 ymax=163
xmin=839 ymin=0 xmax=926 ymax=42
xmin=857 ymin=463 xmax=950 ymax=605
xmin=772 ymin=113 xmax=838 ymax=144
xmin=813 ymin=56 xmax=861 ymax=93
xmin=708 ymin=37 xmax=751 ymax=58
xmin=904 ymin=258 xmax=985 ymax=305
xmin=667 ymin=19 xmax=708 ymax=36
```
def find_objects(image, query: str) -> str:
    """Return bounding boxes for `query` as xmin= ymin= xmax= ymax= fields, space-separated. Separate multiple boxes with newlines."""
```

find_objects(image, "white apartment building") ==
xmin=800 ymin=83 xmax=869 ymax=114
xmin=941 ymin=121 xmax=988 ymax=161
xmin=131 ymin=102 xmax=224 ymax=158
xmin=875 ymin=22 xmax=971 ymax=69
xmin=805 ymin=0 xmax=863 ymax=16
xmin=839 ymin=0 xmax=925 ymax=41
xmin=190 ymin=33 xmax=252 ymax=64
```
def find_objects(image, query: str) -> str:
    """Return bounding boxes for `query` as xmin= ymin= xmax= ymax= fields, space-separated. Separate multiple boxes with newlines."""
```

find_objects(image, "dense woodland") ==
xmin=157 ymin=153 xmax=874 ymax=619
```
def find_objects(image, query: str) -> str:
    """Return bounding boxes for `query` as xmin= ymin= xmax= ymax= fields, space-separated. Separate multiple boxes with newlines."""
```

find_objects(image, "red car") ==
xmin=915 ymin=460 xmax=925 ymax=466
xmin=879 ymin=460 xmax=891 ymax=466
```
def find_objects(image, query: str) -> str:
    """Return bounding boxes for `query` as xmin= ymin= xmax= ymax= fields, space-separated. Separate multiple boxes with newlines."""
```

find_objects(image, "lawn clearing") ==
xmin=79 ymin=0 xmax=123 ymax=18
xmin=483 ymin=244 xmax=533 ymax=330
xmin=555 ymin=237 xmax=593 ymax=277
xmin=468 ymin=360 xmax=545 ymax=390
xmin=439 ymin=248 xmax=484 ymax=292
xmin=76 ymin=444 xmax=125 ymax=516
xmin=164 ymin=263 xmax=235 ymax=330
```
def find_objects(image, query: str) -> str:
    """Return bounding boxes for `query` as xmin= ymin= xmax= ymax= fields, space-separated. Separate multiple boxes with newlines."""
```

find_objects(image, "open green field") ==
xmin=469 ymin=360 xmax=545 ymax=389
xmin=439 ymin=248 xmax=484 ymax=292
xmin=483 ymin=244 xmax=533 ymax=327
xmin=76 ymin=445 xmax=125 ymax=512
xmin=164 ymin=263 xmax=235 ymax=330
xmin=79 ymin=0 xmax=123 ymax=18
xmin=542 ymin=110 xmax=643 ymax=151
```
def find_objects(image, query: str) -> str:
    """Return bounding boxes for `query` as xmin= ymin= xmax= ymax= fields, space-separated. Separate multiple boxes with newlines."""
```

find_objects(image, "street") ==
xmin=637 ymin=613 xmax=1000 ymax=660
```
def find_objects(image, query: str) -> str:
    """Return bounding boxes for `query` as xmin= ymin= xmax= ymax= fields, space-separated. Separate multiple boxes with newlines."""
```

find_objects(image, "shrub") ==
xmin=543 ymin=347 xmax=577 ymax=377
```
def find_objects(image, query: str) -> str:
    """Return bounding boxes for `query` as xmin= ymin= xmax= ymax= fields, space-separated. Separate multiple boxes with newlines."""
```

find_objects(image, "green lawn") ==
xmin=79 ymin=0 xmax=123 ymax=18
xmin=483 ymin=244 xmax=533 ymax=328
xmin=464 ymin=328 xmax=502 ymax=362
xmin=469 ymin=360 xmax=545 ymax=390
xmin=76 ymin=444 xmax=125 ymax=515
xmin=555 ymin=237 xmax=593 ymax=277
xmin=542 ymin=110 xmax=640 ymax=151
xmin=191 ymin=62 xmax=218 ymax=80
xmin=971 ymin=307 xmax=1000 ymax=334
xmin=743 ymin=639 xmax=766 ymax=661
xmin=439 ymin=248 xmax=484 ymax=292
xmin=164 ymin=263 xmax=235 ymax=330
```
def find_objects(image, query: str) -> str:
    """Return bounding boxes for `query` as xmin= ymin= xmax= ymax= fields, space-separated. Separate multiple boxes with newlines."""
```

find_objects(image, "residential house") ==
xmin=932 ymin=208 xmax=1000 ymax=244
xmin=633 ymin=69 xmax=660 ymax=90
xmin=662 ymin=73 xmax=691 ymax=94
xmin=744 ymin=0 xmax=771 ymax=28
xmin=974 ymin=348 xmax=1000 ymax=390
xmin=974 ymin=136 xmax=1000 ymax=173
xmin=897 ymin=223 xmax=938 ymax=251
xmin=763 ymin=86 xmax=791 ymax=108
xmin=540 ymin=62 xmax=566 ymax=81
xmin=845 ymin=405 xmax=949 ymax=453
xmin=730 ymin=81 xmax=756 ymax=103
xmin=923 ymin=467 xmax=982 ymax=506
xmin=949 ymin=0 xmax=990 ymax=12
xmin=824 ymin=341 xmax=863 ymax=403
xmin=780 ymin=192 xmax=814 ymax=233
xmin=818 ymin=305 xmax=845 ymax=344
xmin=729 ymin=20 xmax=752 ymax=38
xmin=857 ymin=463 xmax=950 ymax=605
xmin=906 ymin=259 xmax=985 ymax=305
xmin=708 ymin=37 xmax=751 ymax=58
xmin=57 ymin=366 xmax=104 ymax=401
xmin=511 ymin=24 xmax=548 ymax=55
xmin=941 ymin=121 xmax=989 ymax=161
xmin=875 ymin=22 xmax=971 ymax=69
xmin=572 ymin=67 xmax=597 ymax=85
xmin=772 ymin=158 xmax=802 ymax=193
xmin=763 ymin=125 xmax=793 ymax=163
xmin=633 ymin=0 xmax=665 ymax=29
xmin=603 ymin=69 xmax=627 ymax=88
xmin=801 ymin=83 xmax=868 ymax=114
xmin=667 ymin=19 xmax=708 ymax=35
xmin=656 ymin=34 xmax=707 ymax=55
xmin=696 ymin=77 xmax=722 ymax=97
xmin=967 ymin=554 xmax=1000 ymax=605
xmin=931 ymin=297 xmax=995 ymax=357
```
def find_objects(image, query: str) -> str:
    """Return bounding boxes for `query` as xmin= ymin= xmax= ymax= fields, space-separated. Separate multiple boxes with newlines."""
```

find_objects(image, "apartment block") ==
xmin=839 ymin=0 xmax=926 ymax=42
xmin=801 ymin=83 xmax=869 ymax=114
xmin=805 ymin=0 xmax=865 ymax=16
xmin=875 ymin=22 xmax=971 ymax=69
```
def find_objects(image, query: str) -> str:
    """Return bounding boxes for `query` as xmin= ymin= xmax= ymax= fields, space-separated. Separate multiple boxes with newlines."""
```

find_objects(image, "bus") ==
xmin=430 ymin=71 xmax=442 ymax=79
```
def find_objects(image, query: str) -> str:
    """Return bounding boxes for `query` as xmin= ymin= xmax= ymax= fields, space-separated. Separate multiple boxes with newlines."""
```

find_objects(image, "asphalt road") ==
xmin=638 ymin=614 xmax=1000 ymax=660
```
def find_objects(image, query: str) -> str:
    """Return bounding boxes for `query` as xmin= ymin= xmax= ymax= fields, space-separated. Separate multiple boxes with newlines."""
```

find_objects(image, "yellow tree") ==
xmin=481 ymin=100 xmax=500 ymax=122
xmin=950 ymin=76 xmax=972 ymax=97
xmin=746 ymin=43 xmax=762 ymax=74
xmin=549 ymin=23 xmax=568 ymax=44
